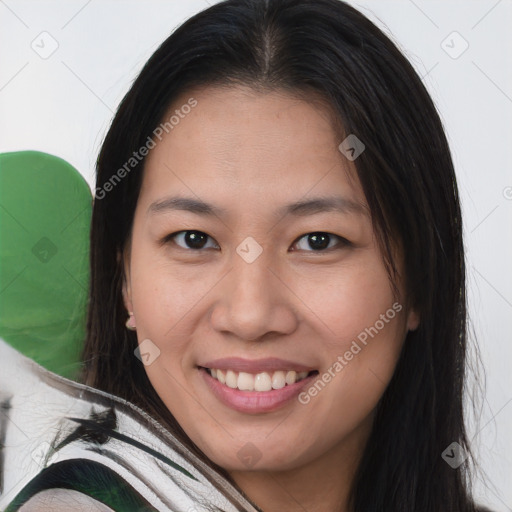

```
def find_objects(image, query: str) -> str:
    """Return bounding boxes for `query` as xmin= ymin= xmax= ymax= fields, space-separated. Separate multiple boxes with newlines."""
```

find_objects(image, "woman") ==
xmin=4 ymin=0 xmax=491 ymax=510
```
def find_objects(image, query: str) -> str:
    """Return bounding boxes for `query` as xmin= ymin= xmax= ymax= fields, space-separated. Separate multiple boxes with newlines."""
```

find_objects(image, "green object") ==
xmin=4 ymin=460 xmax=158 ymax=512
xmin=0 ymin=151 xmax=92 ymax=379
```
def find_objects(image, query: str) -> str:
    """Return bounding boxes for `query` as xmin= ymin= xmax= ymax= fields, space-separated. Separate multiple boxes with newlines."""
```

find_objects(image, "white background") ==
xmin=1 ymin=1 xmax=511 ymax=510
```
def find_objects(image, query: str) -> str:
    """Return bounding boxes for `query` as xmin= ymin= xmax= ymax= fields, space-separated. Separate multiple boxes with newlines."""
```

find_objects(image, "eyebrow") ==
xmin=147 ymin=195 xmax=368 ymax=218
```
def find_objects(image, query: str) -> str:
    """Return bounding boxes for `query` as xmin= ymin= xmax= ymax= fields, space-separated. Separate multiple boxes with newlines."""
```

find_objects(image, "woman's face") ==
xmin=122 ymin=85 xmax=419 ymax=473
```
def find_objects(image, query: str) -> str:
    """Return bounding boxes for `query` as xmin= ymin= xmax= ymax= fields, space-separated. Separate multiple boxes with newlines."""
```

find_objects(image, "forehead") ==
xmin=140 ymin=85 xmax=366 ymax=211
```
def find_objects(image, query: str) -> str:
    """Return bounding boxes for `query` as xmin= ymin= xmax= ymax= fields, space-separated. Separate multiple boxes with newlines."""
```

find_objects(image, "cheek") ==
xmin=295 ymin=255 xmax=398 ymax=344
xmin=293 ymin=255 xmax=406 ymax=412
xmin=127 ymin=248 xmax=202 ymax=410
xmin=129 ymin=242 xmax=215 ymax=339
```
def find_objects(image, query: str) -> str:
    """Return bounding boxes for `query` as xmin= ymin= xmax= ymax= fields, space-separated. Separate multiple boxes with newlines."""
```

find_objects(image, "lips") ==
xmin=197 ymin=357 xmax=318 ymax=412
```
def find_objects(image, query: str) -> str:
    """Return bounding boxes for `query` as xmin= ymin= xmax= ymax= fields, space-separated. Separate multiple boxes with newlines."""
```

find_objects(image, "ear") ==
xmin=406 ymin=308 xmax=420 ymax=331
xmin=118 ymin=249 xmax=133 ymax=314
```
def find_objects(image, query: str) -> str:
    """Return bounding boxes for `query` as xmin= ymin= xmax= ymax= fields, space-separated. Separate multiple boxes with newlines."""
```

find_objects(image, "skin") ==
xmin=122 ymin=85 xmax=420 ymax=512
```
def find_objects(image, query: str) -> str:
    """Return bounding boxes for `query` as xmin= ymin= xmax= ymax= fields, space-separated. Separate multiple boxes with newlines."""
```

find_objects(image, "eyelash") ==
xmin=161 ymin=230 xmax=352 ymax=253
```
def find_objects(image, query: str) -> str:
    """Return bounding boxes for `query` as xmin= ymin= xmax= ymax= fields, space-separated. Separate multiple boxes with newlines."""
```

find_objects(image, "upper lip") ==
xmin=199 ymin=357 xmax=316 ymax=374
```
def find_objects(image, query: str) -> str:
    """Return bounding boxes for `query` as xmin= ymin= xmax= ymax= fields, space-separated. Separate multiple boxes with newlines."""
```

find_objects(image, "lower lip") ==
xmin=200 ymin=368 xmax=317 ymax=414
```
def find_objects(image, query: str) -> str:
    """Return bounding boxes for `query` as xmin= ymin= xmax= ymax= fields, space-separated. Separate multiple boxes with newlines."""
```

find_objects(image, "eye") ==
xmin=291 ymin=232 xmax=350 ymax=252
xmin=165 ymin=230 xmax=219 ymax=250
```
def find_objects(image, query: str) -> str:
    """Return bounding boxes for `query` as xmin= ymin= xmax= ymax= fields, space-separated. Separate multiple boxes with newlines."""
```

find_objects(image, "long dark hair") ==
xmin=82 ymin=0 xmax=480 ymax=510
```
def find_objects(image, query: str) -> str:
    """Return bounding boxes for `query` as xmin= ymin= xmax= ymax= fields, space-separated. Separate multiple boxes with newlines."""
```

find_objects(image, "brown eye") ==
xmin=167 ymin=230 xmax=219 ymax=250
xmin=292 ymin=232 xmax=350 ymax=252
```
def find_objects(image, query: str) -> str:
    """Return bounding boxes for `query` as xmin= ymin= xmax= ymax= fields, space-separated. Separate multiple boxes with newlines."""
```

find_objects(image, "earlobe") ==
xmin=407 ymin=309 xmax=420 ymax=331
xmin=125 ymin=310 xmax=136 ymax=331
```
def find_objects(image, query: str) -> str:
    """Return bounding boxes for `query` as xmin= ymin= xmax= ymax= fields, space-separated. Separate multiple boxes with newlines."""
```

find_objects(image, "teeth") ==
xmin=207 ymin=368 xmax=311 ymax=391
xmin=271 ymin=371 xmax=286 ymax=389
xmin=254 ymin=372 xmax=272 ymax=392
xmin=285 ymin=370 xmax=297 ymax=385
xmin=237 ymin=372 xmax=254 ymax=391
xmin=225 ymin=370 xmax=237 ymax=388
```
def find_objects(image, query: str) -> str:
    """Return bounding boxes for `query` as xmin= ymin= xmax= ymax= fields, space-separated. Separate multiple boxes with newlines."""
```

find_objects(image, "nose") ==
xmin=209 ymin=250 xmax=298 ymax=342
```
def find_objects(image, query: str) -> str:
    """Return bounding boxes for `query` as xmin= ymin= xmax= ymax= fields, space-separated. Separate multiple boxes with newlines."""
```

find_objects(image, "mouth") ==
xmin=198 ymin=364 xmax=320 ymax=414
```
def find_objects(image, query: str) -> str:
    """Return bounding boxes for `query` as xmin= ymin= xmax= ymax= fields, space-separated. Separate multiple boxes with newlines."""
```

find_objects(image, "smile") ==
xmin=199 ymin=363 xmax=320 ymax=414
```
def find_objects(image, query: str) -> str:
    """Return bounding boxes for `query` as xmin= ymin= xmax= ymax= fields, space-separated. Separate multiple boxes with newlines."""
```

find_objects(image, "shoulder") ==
xmin=19 ymin=489 xmax=115 ymax=512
